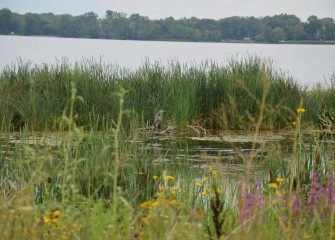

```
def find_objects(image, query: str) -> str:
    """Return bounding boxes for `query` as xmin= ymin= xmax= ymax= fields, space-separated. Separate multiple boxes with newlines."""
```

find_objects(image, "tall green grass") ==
xmin=0 ymin=81 xmax=334 ymax=239
xmin=2 ymin=56 xmax=333 ymax=131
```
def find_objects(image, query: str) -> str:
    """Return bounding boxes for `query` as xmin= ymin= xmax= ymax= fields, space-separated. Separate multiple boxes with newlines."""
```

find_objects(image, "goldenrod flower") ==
xmin=297 ymin=108 xmax=306 ymax=113
xmin=268 ymin=183 xmax=278 ymax=189
xmin=153 ymin=175 xmax=158 ymax=181
xmin=276 ymin=178 xmax=284 ymax=183
xmin=195 ymin=182 xmax=201 ymax=187
xmin=164 ymin=176 xmax=175 ymax=181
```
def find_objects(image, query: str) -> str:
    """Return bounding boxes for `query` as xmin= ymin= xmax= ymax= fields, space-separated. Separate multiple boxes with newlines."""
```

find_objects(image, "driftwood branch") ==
xmin=186 ymin=125 xmax=207 ymax=136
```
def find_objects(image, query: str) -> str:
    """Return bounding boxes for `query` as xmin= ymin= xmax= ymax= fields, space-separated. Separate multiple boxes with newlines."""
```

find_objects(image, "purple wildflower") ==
xmin=238 ymin=181 xmax=264 ymax=223
xmin=327 ymin=171 xmax=334 ymax=210
xmin=291 ymin=192 xmax=303 ymax=225
xmin=292 ymin=193 xmax=301 ymax=214
xmin=308 ymin=170 xmax=320 ymax=206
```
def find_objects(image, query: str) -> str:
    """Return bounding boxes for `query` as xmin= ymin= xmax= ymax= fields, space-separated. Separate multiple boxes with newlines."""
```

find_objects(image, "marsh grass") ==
xmin=2 ymin=56 xmax=333 ymax=131
xmin=0 ymin=58 xmax=334 ymax=239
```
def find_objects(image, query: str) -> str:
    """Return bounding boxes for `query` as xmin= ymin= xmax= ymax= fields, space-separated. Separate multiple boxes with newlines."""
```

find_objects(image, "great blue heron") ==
xmin=154 ymin=110 xmax=164 ymax=129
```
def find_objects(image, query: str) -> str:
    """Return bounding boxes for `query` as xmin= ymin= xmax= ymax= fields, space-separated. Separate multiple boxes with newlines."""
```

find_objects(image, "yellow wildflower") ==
xmin=153 ymin=176 xmax=158 ymax=181
xmin=164 ymin=176 xmax=175 ymax=181
xmin=297 ymin=108 xmax=306 ymax=113
xmin=202 ymin=177 xmax=208 ymax=182
xmin=51 ymin=210 xmax=60 ymax=218
xmin=171 ymin=190 xmax=176 ymax=195
xmin=276 ymin=178 xmax=284 ymax=183
xmin=205 ymin=185 xmax=211 ymax=190
xmin=268 ymin=183 xmax=278 ymax=189
xmin=212 ymin=170 xmax=218 ymax=179
xmin=216 ymin=188 xmax=222 ymax=194
xmin=201 ymin=191 xmax=207 ymax=196
xmin=151 ymin=201 xmax=160 ymax=207
xmin=275 ymin=190 xmax=282 ymax=196
xmin=207 ymin=166 xmax=213 ymax=172
xmin=43 ymin=216 xmax=51 ymax=225
xmin=195 ymin=182 xmax=201 ymax=187
xmin=170 ymin=200 xmax=183 ymax=207
xmin=140 ymin=201 xmax=152 ymax=208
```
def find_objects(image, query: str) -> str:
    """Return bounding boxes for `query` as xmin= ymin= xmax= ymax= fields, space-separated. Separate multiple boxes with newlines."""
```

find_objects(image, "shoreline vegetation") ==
xmin=0 ymin=57 xmax=334 ymax=239
xmin=1 ymin=8 xmax=335 ymax=44
xmin=3 ymin=34 xmax=335 ymax=45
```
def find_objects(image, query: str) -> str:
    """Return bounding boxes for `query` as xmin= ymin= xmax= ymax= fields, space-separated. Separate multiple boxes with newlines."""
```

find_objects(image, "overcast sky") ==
xmin=1 ymin=0 xmax=335 ymax=21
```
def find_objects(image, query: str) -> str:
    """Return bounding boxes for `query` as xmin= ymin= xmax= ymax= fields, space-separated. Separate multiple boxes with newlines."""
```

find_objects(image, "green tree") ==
xmin=56 ymin=14 xmax=75 ymax=37
xmin=80 ymin=12 xmax=100 ymax=38
xmin=272 ymin=27 xmax=286 ymax=42
xmin=24 ymin=13 xmax=46 ymax=35
xmin=305 ymin=15 xmax=322 ymax=40
xmin=289 ymin=24 xmax=304 ymax=41
xmin=0 ymin=8 xmax=12 ymax=34
xmin=320 ymin=18 xmax=335 ymax=41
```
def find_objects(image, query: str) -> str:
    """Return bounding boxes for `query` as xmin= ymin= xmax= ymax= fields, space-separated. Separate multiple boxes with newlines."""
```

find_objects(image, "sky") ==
xmin=1 ymin=0 xmax=335 ymax=21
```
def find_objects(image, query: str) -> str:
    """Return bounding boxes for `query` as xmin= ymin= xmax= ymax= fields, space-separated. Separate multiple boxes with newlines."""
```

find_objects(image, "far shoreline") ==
xmin=2 ymin=33 xmax=335 ymax=45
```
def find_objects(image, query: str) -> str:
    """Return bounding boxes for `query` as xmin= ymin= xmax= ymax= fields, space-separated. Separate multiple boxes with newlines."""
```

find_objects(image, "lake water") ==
xmin=1 ymin=35 xmax=335 ymax=87
xmin=2 ymin=130 xmax=334 ymax=182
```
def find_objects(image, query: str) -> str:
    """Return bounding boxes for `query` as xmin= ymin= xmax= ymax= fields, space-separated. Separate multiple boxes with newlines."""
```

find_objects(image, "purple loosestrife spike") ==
xmin=308 ymin=170 xmax=320 ymax=206
xmin=328 ymin=172 xmax=334 ymax=210
xmin=238 ymin=181 xmax=264 ymax=223
xmin=292 ymin=193 xmax=301 ymax=215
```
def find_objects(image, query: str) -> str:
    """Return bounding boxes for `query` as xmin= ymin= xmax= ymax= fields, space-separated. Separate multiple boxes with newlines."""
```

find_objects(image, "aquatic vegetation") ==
xmin=0 ymin=62 xmax=334 ymax=239
xmin=1 ymin=57 xmax=334 ymax=131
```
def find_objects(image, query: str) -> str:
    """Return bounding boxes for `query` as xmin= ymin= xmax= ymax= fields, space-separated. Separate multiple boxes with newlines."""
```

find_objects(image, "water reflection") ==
xmin=146 ymin=131 xmax=333 ymax=181
xmin=1 ymin=131 xmax=334 ymax=182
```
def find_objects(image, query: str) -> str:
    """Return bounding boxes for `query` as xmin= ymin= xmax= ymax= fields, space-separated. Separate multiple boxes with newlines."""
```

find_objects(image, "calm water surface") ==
xmin=3 ymin=131 xmax=333 ymax=182
xmin=1 ymin=35 xmax=335 ymax=87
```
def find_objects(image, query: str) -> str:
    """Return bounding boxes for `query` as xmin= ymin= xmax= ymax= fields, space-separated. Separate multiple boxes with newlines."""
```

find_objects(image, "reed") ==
xmin=2 ymin=57 xmax=333 ymax=131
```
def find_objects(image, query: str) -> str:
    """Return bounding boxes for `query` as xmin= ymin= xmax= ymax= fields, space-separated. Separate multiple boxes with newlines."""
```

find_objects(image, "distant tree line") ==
xmin=1 ymin=8 xmax=335 ymax=43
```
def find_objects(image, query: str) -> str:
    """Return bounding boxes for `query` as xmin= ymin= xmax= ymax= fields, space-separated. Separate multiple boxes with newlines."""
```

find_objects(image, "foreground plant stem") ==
xmin=112 ymin=88 xmax=126 ymax=216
